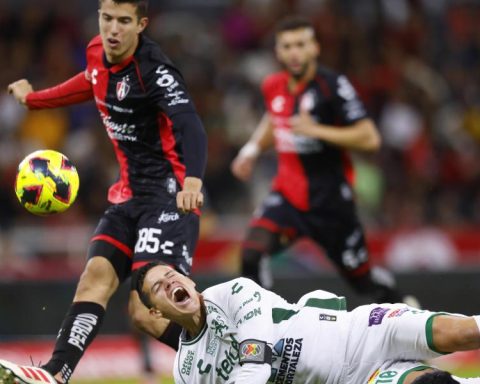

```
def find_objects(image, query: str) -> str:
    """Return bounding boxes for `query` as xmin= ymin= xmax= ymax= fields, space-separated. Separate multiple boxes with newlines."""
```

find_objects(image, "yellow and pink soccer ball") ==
xmin=15 ymin=149 xmax=80 ymax=215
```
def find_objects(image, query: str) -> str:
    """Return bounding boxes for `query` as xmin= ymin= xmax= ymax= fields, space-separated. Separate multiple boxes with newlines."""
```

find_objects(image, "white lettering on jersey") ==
xmin=270 ymin=116 xmax=323 ymax=154
xmin=271 ymin=95 xmax=286 ymax=113
xmin=274 ymin=126 xmax=323 ymax=154
xmin=337 ymin=76 xmax=356 ymax=101
xmin=99 ymin=111 xmax=137 ymax=142
xmin=156 ymin=65 xmax=175 ymax=88
xmin=95 ymin=97 xmax=133 ymax=114
xmin=157 ymin=211 xmax=180 ymax=223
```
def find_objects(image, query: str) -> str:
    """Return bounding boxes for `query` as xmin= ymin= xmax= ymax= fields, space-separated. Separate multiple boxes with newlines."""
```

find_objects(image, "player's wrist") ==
xmin=183 ymin=176 xmax=203 ymax=192
xmin=239 ymin=142 xmax=260 ymax=158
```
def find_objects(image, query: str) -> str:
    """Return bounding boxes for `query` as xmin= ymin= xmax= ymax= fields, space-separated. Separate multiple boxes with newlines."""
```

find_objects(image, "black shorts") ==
xmin=87 ymin=197 xmax=199 ymax=283
xmin=249 ymin=192 xmax=369 ymax=275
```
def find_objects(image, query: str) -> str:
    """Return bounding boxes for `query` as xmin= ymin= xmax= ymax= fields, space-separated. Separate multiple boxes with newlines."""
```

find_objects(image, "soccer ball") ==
xmin=15 ymin=149 xmax=80 ymax=215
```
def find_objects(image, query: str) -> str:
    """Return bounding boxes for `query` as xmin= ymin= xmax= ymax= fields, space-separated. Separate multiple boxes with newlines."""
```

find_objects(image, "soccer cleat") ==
xmin=0 ymin=359 xmax=58 ymax=384
xmin=402 ymin=295 xmax=421 ymax=309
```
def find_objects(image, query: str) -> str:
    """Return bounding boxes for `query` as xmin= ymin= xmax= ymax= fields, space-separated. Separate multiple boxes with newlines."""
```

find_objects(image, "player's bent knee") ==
xmin=432 ymin=315 xmax=480 ymax=352
xmin=74 ymin=257 xmax=120 ymax=303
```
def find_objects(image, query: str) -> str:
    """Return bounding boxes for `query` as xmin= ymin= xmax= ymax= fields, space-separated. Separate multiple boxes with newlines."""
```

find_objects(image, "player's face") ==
xmin=275 ymin=28 xmax=319 ymax=80
xmin=143 ymin=265 xmax=201 ymax=321
xmin=98 ymin=0 xmax=148 ymax=64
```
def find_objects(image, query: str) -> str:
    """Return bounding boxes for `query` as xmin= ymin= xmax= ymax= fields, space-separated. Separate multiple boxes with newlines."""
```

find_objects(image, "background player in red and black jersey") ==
xmin=231 ymin=16 xmax=415 ymax=306
xmin=4 ymin=0 xmax=207 ymax=383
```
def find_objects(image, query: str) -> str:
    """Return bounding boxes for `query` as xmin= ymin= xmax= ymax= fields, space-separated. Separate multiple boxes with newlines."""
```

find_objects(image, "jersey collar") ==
xmin=102 ymin=34 xmax=144 ymax=73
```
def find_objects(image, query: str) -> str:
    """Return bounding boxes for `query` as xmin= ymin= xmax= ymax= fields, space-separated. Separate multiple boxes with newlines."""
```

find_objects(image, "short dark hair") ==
xmin=411 ymin=370 xmax=459 ymax=384
xmin=134 ymin=261 xmax=166 ymax=309
xmin=99 ymin=0 xmax=149 ymax=19
xmin=274 ymin=15 xmax=316 ymax=37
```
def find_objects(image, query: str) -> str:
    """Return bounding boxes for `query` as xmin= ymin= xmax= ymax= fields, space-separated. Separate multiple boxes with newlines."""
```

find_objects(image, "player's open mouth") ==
xmin=107 ymin=38 xmax=120 ymax=48
xmin=172 ymin=287 xmax=190 ymax=304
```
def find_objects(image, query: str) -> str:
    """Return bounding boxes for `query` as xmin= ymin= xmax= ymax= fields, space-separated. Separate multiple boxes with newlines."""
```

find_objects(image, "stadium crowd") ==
xmin=1 ymin=0 xmax=480 ymax=270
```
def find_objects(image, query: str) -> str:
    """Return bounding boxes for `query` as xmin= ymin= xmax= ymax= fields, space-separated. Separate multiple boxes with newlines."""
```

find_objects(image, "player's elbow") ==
xmin=365 ymin=130 xmax=381 ymax=152
xmin=359 ymin=120 xmax=381 ymax=152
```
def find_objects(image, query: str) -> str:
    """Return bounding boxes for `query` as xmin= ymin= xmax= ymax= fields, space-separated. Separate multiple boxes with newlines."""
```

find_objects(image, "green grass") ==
xmin=72 ymin=377 xmax=174 ymax=384
xmin=68 ymin=365 xmax=480 ymax=383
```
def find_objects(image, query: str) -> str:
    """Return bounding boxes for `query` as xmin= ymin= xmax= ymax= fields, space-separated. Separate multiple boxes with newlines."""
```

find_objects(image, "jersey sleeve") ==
xmin=329 ymin=73 xmax=369 ymax=125
xmin=144 ymin=62 xmax=197 ymax=118
xmin=26 ymin=71 xmax=93 ymax=110
xmin=225 ymin=278 xmax=274 ymax=384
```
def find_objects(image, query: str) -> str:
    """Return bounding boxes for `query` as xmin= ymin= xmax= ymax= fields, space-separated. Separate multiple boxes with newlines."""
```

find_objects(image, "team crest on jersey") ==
xmin=116 ymin=76 xmax=131 ymax=101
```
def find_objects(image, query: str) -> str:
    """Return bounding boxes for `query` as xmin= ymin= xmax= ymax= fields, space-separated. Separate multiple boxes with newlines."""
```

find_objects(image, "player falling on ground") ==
xmin=132 ymin=262 xmax=479 ymax=384
xmin=231 ymin=15 xmax=414 ymax=304
xmin=1 ymin=0 xmax=207 ymax=383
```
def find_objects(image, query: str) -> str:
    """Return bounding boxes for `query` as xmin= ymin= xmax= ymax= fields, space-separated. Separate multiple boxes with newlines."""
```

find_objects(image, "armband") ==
xmin=239 ymin=339 xmax=272 ymax=365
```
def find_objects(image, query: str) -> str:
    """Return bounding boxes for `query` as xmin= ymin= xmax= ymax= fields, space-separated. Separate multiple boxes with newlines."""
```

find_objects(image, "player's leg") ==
xmin=241 ymin=193 xmax=298 ymax=288
xmin=127 ymin=203 xmax=198 ymax=347
xmin=312 ymin=214 xmax=408 ymax=303
xmin=39 ymin=204 xmax=135 ymax=383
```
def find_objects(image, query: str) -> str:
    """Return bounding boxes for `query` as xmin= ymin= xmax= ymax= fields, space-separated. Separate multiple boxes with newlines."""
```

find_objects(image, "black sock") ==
xmin=42 ymin=302 xmax=105 ymax=383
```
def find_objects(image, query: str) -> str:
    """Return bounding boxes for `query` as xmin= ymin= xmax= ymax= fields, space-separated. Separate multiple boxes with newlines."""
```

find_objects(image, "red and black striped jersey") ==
xmin=262 ymin=66 xmax=369 ymax=211
xmin=27 ymin=34 xmax=205 ymax=205
xmin=84 ymin=34 xmax=200 ymax=204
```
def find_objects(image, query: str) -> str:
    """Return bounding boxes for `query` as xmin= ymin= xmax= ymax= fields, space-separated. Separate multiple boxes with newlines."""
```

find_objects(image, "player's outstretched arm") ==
xmin=231 ymin=112 xmax=274 ymax=182
xmin=290 ymin=113 xmax=381 ymax=152
xmin=431 ymin=315 xmax=480 ymax=353
xmin=8 ymin=71 xmax=94 ymax=110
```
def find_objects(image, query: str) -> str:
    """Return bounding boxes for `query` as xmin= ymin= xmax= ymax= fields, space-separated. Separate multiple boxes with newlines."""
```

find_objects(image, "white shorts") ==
xmin=342 ymin=303 xmax=448 ymax=383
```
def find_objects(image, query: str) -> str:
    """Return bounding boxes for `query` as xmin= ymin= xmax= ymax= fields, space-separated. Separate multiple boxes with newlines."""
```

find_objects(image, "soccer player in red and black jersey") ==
xmin=2 ymin=0 xmax=206 ymax=383
xmin=231 ymin=16 xmax=415 ymax=306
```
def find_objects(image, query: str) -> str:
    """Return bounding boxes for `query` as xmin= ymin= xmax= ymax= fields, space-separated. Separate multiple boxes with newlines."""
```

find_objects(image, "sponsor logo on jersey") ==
xmin=368 ymin=307 xmax=389 ymax=326
xmin=100 ymin=112 xmax=137 ymax=142
xmin=270 ymin=338 xmax=303 ymax=383
xmin=235 ymin=307 xmax=262 ymax=327
xmin=387 ymin=308 xmax=409 ymax=318
xmin=158 ymin=211 xmax=180 ymax=223
xmin=319 ymin=313 xmax=337 ymax=322
xmin=299 ymin=90 xmax=316 ymax=112
xmin=181 ymin=350 xmax=195 ymax=375
xmin=206 ymin=336 xmax=219 ymax=355
xmin=215 ymin=335 xmax=240 ymax=380
xmin=116 ymin=76 xmax=131 ymax=101
xmin=274 ymin=125 xmax=323 ymax=154
xmin=167 ymin=90 xmax=190 ymax=107
xmin=67 ymin=313 xmax=98 ymax=351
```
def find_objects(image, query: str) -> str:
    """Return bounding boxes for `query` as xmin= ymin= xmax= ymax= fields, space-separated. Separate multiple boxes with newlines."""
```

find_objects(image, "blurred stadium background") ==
xmin=2 ymin=0 xmax=480 ymax=382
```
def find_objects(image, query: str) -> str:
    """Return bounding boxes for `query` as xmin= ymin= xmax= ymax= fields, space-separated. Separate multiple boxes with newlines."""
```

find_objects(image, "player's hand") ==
xmin=231 ymin=143 xmax=259 ymax=182
xmin=232 ymin=155 xmax=258 ymax=182
xmin=7 ymin=79 xmax=33 ymax=106
xmin=177 ymin=176 xmax=204 ymax=213
xmin=290 ymin=109 xmax=319 ymax=138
